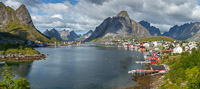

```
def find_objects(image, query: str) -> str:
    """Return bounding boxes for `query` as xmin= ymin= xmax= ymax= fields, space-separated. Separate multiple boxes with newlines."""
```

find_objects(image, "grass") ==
xmin=138 ymin=36 xmax=175 ymax=42
xmin=158 ymin=49 xmax=200 ymax=89
xmin=0 ymin=43 xmax=40 ymax=56
xmin=0 ymin=6 xmax=50 ymax=42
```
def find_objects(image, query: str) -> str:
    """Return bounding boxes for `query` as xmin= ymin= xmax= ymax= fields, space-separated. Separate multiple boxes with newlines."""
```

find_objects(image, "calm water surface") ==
xmin=0 ymin=45 xmax=144 ymax=89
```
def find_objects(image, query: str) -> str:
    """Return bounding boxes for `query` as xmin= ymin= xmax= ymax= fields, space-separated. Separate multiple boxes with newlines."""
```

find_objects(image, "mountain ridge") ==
xmin=163 ymin=22 xmax=200 ymax=40
xmin=0 ymin=2 xmax=49 ymax=42
xmin=139 ymin=21 xmax=161 ymax=36
xmin=85 ymin=11 xmax=151 ymax=42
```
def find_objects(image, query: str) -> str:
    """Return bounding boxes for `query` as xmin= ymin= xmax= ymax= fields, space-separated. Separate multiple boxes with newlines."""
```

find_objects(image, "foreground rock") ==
xmin=0 ymin=54 xmax=46 ymax=62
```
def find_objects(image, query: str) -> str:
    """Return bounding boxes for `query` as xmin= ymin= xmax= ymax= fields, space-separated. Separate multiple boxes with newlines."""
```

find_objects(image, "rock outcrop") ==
xmin=0 ymin=2 xmax=49 ymax=42
xmin=163 ymin=22 xmax=200 ymax=40
xmin=43 ymin=28 xmax=62 ymax=41
xmin=139 ymin=21 xmax=161 ymax=36
xmin=85 ymin=10 xmax=151 ymax=42
xmin=82 ymin=30 xmax=94 ymax=39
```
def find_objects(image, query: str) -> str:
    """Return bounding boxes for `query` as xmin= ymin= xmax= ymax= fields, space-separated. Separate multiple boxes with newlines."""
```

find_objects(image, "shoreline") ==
xmin=0 ymin=54 xmax=46 ymax=62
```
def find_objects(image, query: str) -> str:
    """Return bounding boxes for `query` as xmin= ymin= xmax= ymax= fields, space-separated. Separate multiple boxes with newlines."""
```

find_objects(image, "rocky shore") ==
xmin=0 ymin=54 xmax=46 ymax=62
xmin=132 ymin=74 xmax=164 ymax=89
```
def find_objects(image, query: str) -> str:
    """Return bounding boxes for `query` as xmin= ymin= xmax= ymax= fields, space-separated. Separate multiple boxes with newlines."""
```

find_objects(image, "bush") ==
xmin=0 ymin=64 xmax=30 ymax=89
xmin=159 ymin=49 xmax=200 ymax=88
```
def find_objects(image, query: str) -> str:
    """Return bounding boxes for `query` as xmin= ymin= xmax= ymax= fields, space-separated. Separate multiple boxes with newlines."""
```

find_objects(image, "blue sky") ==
xmin=41 ymin=0 xmax=78 ymax=5
xmin=2 ymin=0 xmax=200 ymax=35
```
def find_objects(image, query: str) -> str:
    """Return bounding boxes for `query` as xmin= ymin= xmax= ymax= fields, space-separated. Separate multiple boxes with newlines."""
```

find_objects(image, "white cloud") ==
xmin=51 ymin=14 xmax=63 ymax=19
xmin=2 ymin=0 xmax=200 ymax=33
xmin=4 ymin=0 xmax=21 ymax=9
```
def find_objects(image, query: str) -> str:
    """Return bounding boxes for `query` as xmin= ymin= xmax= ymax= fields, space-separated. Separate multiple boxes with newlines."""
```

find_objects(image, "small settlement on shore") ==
xmin=104 ymin=39 xmax=199 ymax=88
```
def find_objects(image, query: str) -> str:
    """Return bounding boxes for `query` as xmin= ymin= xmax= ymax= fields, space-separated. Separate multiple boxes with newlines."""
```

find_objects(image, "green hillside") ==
xmin=159 ymin=49 xmax=200 ymax=88
xmin=138 ymin=36 xmax=175 ymax=41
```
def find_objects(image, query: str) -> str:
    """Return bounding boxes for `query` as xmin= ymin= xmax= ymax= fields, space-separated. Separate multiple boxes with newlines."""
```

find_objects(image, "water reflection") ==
xmin=0 ymin=46 xmax=143 ymax=89
xmin=0 ymin=62 xmax=33 ymax=80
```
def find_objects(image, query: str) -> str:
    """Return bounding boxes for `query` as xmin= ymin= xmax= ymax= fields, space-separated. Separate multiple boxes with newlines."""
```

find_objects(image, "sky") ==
xmin=1 ymin=0 xmax=200 ymax=34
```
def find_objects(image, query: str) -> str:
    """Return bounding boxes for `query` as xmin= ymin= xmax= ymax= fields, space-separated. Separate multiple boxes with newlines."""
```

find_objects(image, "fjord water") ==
xmin=0 ymin=45 xmax=144 ymax=89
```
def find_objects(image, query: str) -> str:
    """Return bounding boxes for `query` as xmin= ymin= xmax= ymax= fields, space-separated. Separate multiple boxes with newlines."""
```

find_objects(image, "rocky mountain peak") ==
xmin=85 ymin=11 xmax=151 ymax=42
xmin=0 ymin=2 xmax=5 ymax=8
xmin=117 ymin=10 xmax=129 ymax=18
xmin=51 ymin=28 xmax=56 ymax=31
xmin=139 ymin=21 xmax=161 ymax=36
xmin=15 ymin=4 xmax=33 ymax=27
xmin=18 ymin=4 xmax=26 ymax=9
xmin=0 ymin=2 xmax=49 ymax=41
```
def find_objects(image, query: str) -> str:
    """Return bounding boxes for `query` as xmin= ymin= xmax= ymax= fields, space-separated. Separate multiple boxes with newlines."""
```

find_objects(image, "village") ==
xmin=104 ymin=39 xmax=199 ymax=88
xmin=108 ymin=40 xmax=198 ymax=74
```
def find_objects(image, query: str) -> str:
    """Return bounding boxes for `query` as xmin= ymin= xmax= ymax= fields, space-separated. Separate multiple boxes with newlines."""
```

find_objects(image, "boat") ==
xmin=0 ymin=61 xmax=5 ymax=65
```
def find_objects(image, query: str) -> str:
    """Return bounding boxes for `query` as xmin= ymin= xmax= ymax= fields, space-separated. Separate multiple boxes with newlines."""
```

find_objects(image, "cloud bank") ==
xmin=1 ymin=0 xmax=200 ymax=33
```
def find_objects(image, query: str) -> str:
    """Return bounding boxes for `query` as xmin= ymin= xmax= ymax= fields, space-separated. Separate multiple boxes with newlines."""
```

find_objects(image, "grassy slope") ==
xmin=0 ymin=43 xmax=40 ymax=56
xmin=0 ymin=6 xmax=50 ymax=42
xmin=158 ymin=49 xmax=200 ymax=89
xmin=138 ymin=36 xmax=175 ymax=42
xmin=2 ymin=21 xmax=50 ymax=42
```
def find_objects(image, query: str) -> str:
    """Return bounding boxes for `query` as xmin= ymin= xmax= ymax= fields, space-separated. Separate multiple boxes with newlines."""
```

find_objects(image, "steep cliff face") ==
xmin=69 ymin=31 xmax=80 ymax=39
xmin=85 ymin=10 xmax=151 ymax=42
xmin=188 ymin=30 xmax=200 ymax=41
xmin=0 ymin=2 xmax=49 ymax=42
xmin=139 ymin=21 xmax=161 ymax=36
xmin=82 ymin=30 xmax=94 ymax=39
xmin=15 ymin=4 xmax=34 ymax=27
xmin=163 ymin=22 xmax=200 ymax=40
xmin=58 ymin=29 xmax=80 ymax=41
xmin=59 ymin=29 xmax=70 ymax=40
xmin=43 ymin=29 xmax=62 ymax=41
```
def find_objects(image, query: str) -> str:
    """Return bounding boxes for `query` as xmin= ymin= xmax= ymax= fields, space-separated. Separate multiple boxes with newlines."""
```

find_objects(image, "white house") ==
xmin=153 ymin=41 xmax=162 ymax=47
xmin=189 ymin=42 xmax=197 ymax=50
xmin=173 ymin=46 xmax=183 ymax=54
xmin=163 ymin=43 xmax=169 ymax=48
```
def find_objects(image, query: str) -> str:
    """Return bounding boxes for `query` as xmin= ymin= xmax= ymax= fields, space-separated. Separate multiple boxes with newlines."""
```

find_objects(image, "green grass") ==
xmin=158 ymin=49 xmax=200 ymax=89
xmin=2 ymin=21 xmax=50 ymax=42
xmin=138 ymin=36 xmax=175 ymax=42
xmin=0 ymin=6 xmax=50 ymax=42
xmin=0 ymin=43 xmax=40 ymax=56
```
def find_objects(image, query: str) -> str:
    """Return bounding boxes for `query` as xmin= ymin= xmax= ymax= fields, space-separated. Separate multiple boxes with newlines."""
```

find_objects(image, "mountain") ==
xmin=58 ymin=29 xmax=80 ymax=41
xmin=82 ymin=30 xmax=94 ymax=39
xmin=188 ymin=30 xmax=200 ymax=41
xmin=70 ymin=31 xmax=80 ymax=39
xmin=59 ymin=29 xmax=70 ymax=40
xmin=0 ymin=2 xmax=49 ymax=42
xmin=139 ymin=21 xmax=161 ymax=36
xmin=163 ymin=22 xmax=200 ymax=40
xmin=85 ymin=10 xmax=151 ymax=42
xmin=43 ymin=28 xmax=62 ymax=41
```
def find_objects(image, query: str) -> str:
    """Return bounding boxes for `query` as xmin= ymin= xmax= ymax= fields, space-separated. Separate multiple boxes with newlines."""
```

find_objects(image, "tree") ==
xmin=0 ymin=64 xmax=30 ymax=89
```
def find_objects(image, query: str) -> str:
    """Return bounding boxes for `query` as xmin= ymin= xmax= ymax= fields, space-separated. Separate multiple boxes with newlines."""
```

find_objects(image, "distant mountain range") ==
xmin=163 ymin=22 xmax=200 ymax=40
xmin=139 ymin=20 xmax=200 ymax=41
xmin=139 ymin=21 xmax=161 ymax=36
xmin=43 ymin=28 xmax=62 ymax=41
xmin=1 ymin=1 xmax=200 ymax=42
xmin=0 ymin=2 xmax=49 ymax=42
xmin=82 ymin=30 xmax=94 ymax=39
xmin=85 ymin=10 xmax=151 ymax=42
xmin=43 ymin=29 xmax=82 ymax=41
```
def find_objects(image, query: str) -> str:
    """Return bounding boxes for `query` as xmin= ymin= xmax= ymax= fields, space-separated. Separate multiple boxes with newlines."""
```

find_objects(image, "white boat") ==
xmin=0 ymin=62 xmax=5 ymax=65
